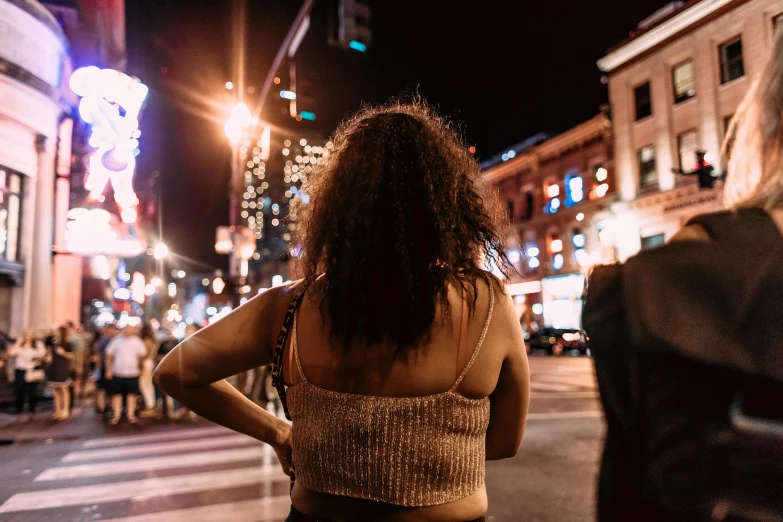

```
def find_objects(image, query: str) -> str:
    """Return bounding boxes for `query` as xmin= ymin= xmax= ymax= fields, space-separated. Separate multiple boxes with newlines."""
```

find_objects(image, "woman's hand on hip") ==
xmin=272 ymin=424 xmax=293 ymax=476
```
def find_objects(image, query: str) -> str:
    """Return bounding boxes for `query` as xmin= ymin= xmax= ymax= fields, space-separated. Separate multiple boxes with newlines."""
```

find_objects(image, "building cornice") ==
xmin=597 ymin=0 xmax=741 ymax=73
xmin=483 ymin=114 xmax=610 ymax=184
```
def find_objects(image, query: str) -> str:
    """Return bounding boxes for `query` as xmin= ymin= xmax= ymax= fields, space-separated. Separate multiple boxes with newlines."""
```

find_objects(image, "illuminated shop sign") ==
xmin=541 ymin=274 xmax=585 ymax=330
xmin=69 ymin=66 xmax=149 ymax=223
xmin=64 ymin=208 xmax=144 ymax=257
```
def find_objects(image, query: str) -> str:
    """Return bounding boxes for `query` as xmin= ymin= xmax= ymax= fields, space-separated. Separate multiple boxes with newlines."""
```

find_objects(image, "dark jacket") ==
xmin=583 ymin=208 xmax=783 ymax=522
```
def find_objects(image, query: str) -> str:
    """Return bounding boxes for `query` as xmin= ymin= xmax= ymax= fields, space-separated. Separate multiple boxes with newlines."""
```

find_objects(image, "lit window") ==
xmin=591 ymin=165 xmax=610 ymax=199
xmin=572 ymin=230 xmax=586 ymax=248
xmin=575 ymin=249 xmax=590 ymax=267
xmin=638 ymin=146 xmax=657 ymax=188
xmin=546 ymin=184 xmax=560 ymax=198
xmin=719 ymin=37 xmax=744 ymax=84
xmin=544 ymin=181 xmax=561 ymax=214
xmin=552 ymin=254 xmax=564 ymax=270
xmin=673 ymin=61 xmax=695 ymax=103
xmin=565 ymin=171 xmax=584 ymax=207
xmin=678 ymin=130 xmax=699 ymax=171
xmin=550 ymin=239 xmax=563 ymax=253
xmin=508 ymin=250 xmax=521 ymax=264
xmin=526 ymin=243 xmax=540 ymax=270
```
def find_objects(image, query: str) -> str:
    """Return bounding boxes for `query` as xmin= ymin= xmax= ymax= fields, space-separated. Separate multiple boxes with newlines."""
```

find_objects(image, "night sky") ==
xmin=125 ymin=0 xmax=672 ymax=270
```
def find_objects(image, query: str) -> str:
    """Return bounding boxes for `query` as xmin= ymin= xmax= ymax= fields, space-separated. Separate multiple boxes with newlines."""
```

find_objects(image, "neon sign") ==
xmin=69 ymin=67 xmax=149 ymax=223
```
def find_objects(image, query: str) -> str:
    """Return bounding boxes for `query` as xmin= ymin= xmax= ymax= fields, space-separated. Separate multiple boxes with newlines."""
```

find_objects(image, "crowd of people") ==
xmin=0 ymin=320 xmax=282 ymax=426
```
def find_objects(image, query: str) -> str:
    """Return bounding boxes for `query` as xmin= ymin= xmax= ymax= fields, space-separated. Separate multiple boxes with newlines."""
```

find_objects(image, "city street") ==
xmin=0 ymin=356 xmax=603 ymax=522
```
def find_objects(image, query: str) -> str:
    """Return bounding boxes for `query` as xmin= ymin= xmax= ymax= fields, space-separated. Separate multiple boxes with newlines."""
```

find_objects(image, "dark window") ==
xmin=641 ymin=233 xmax=666 ymax=251
xmin=0 ymin=168 xmax=23 ymax=262
xmin=638 ymin=146 xmax=657 ymax=188
xmin=634 ymin=82 xmax=652 ymax=120
xmin=719 ymin=37 xmax=744 ymax=84
xmin=524 ymin=192 xmax=534 ymax=220
xmin=672 ymin=61 xmax=695 ymax=103
xmin=507 ymin=200 xmax=515 ymax=220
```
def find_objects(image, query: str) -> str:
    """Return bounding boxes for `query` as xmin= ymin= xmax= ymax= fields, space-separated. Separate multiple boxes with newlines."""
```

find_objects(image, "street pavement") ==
xmin=0 ymin=355 xmax=603 ymax=522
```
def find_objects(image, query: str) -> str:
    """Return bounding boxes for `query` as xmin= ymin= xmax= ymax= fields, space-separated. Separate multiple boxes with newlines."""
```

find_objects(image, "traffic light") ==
xmin=329 ymin=0 xmax=371 ymax=52
xmin=694 ymin=151 xmax=717 ymax=189
xmin=288 ymin=61 xmax=317 ymax=122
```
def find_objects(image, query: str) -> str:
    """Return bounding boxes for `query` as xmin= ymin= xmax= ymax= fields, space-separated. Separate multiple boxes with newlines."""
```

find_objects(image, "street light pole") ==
xmin=250 ymin=0 xmax=316 ymax=126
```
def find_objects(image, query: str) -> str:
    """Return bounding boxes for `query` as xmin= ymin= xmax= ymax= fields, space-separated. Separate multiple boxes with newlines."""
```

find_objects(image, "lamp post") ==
xmin=224 ymin=102 xmax=251 ymax=277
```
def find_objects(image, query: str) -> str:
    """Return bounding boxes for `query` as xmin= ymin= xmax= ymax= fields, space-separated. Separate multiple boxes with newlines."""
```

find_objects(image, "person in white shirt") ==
xmin=105 ymin=325 xmax=148 ymax=425
xmin=7 ymin=331 xmax=47 ymax=422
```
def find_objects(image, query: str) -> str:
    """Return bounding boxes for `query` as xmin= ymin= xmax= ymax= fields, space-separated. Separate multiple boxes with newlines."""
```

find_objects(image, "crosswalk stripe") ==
xmin=62 ymin=434 xmax=257 ymax=462
xmin=82 ymin=426 xmax=232 ymax=448
xmin=0 ymin=466 xmax=288 ymax=513
xmin=530 ymin=391 xmax=599 ymax=399
xmin=530 ymin=382 xmax=584 ymax=392
xmin=531 ymin=374 xmax=596 ymax=386
xmin=37 ymin=446 xmax=272 ymax=481
xmin=102 ymin=497 xmax=292 ymax=522
xmin=527 ymin=410 xmax=603 ymax=420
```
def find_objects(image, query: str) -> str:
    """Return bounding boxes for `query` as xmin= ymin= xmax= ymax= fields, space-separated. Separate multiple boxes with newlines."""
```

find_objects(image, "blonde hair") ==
xmin=723 ymin=28 xmax=783 ymax=210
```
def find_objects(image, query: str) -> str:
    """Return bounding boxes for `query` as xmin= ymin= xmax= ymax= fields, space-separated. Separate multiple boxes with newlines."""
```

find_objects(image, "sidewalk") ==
xmin=0 ymin=397 xmax=216 ymax=445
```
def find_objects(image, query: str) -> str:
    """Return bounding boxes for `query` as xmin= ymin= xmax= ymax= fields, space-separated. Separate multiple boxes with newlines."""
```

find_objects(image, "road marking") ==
xmin=102 ymin=497 xmax=292 ymax=522
xmin=530 ymin=382 xmax=586 ymax=392
xmin=37 ymin=446 xmax=272 ymax=481
xmin=530 ymin=391 xmax=599 ymax=399
xmin=62 ymin=434 xmax=257 ymax=462
xmin=531 ymin=373 xmax=596 ymax=385
xmin=0 ymin=466 xmax=288 ymax=513
xmin=527 ymin=410 xmax=603 ymax=420
xmin=82 ymin=426 xmax=232 ymax=448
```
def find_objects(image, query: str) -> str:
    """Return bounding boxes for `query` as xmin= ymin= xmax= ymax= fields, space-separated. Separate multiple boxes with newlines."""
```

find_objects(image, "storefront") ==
xmin=0 ymin=0 xmax=72 ymax=334
xmin=540 ymin=273 xmax=585 ymax=330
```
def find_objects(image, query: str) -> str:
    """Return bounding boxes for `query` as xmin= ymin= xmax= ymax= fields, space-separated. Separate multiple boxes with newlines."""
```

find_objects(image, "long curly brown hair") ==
xmin=291 ymin=99 xmax=511 ymax=356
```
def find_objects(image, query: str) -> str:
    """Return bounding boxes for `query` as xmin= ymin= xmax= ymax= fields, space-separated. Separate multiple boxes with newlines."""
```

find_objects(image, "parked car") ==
xmin=526 ymin=327 xmax=590 ymax=355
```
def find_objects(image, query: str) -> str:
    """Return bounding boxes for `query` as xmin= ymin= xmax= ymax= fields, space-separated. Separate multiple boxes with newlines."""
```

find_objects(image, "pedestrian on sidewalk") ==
xmin=6 ymin=331 xmax=46 ymax=422
xmin=94 ymin=324 xmax=118 ymax=418
xmin=583 ymin=30 xmax=783 ymax=522
xmin=48 ymin=326 xmax=74 ymax=421
xmin=105 ymin=325 xmax=147 ymax=425
xmin=156 ymin=100 xmax=531 ymax=522
xmin=138 ymin=324 xmax=159 ymax=418
xmin=66 ymin=322 xmax=86 ymax=399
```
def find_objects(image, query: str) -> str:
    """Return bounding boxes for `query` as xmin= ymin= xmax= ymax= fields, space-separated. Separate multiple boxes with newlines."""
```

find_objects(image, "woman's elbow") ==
xmin=152 ymin=360 xmax=177 ymax=394
xmin=486 ymin=441 xmax=522 ymax=461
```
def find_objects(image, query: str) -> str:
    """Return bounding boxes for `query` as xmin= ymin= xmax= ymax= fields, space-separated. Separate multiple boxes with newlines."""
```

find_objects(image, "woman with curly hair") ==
xmin=155 ymin=100 xmax=530 ymax=521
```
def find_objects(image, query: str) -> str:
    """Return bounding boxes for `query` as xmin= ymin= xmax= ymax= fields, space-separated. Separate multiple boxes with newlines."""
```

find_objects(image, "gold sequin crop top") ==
xmin=285 ymin=284 xmax=494 ymax=507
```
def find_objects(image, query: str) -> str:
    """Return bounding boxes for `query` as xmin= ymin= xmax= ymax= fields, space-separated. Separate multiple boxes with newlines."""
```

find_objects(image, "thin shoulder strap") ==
xmin=271 ymin=281 xmax=309 ymax=421
xmin=292 ymin=311 xmax=308 ymax=384
xmin=455 ymin=285 xmax=470 ymax=380
xmin=451 ymin=281 xmax=495 ymax=391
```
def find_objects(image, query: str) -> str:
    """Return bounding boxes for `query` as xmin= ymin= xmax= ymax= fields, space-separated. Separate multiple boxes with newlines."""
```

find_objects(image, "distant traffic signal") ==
xmin=329 ymin=0 xmax=371 ymax=53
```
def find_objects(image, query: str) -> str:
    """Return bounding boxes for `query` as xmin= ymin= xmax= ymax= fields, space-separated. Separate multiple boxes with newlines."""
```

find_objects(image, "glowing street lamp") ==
xmin=224 ymin=102 xmax=252 ymax=143
xmin=153 ymin=242 xmax=169 ymax=260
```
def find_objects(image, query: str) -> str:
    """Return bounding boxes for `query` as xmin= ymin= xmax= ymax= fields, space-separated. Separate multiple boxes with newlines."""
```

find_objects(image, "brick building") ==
xmin=484 ymin=114 xmax=615 ymax=331
xmin=598 ymin=0 xmax=782 ymax=260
